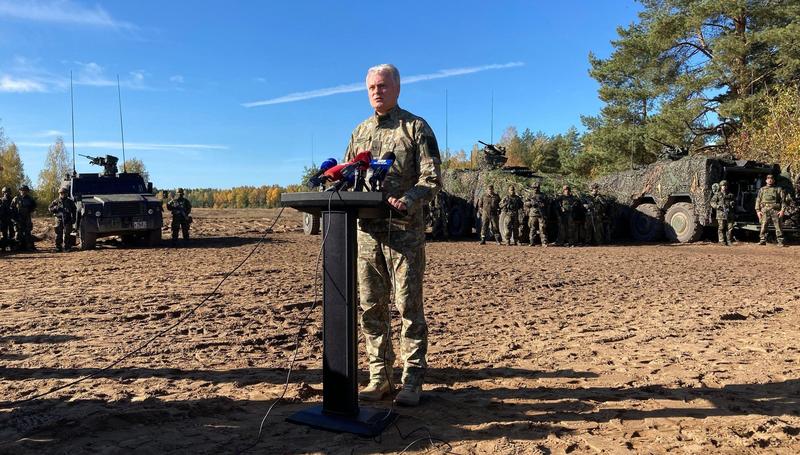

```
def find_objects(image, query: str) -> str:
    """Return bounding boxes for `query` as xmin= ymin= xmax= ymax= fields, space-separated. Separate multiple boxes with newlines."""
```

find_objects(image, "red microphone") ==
xmin=322 ymin=151 xmax=372 ymax=182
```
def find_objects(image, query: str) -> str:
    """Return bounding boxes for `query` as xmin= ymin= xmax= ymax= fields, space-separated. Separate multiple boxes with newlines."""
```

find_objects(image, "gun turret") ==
xmin=79 ymin=154 xmax=119 ymax=177
xmin=477 ymin=140 xmax=508 ymax=170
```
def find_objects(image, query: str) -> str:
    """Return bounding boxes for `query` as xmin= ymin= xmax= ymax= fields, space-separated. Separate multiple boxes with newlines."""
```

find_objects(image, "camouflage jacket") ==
xmin=0 ymin=195 xmax=13 ymax=221
xmin=524 ymin=192 xmax=548 ymax=218
xmin=11 ymin=194 xmax=37 ymax=221
xmin=48 ymin=196 xmax=77 ymax=224
xmin=478 ymin=192 xmax=500 ymax=216
xmin=167 ymin=197 xmax=192 ymax=220
xmin=557 ymin=194 xmax=577 ymax=215
xmin=344 ymin=105 xmax=442 ymax=233
xmin=500 ymin=194 xmax=523 ymax=214
xmin=585 ymin=194 xmax=608 ymax=220
xmin=755 ymin=186 xmax=787 ymax=212
xmin=709 ymin=191 xmax=735 ymax=220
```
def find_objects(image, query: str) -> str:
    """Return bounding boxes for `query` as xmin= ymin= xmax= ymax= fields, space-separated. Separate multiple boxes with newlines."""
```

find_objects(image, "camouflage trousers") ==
xmin=171 ymin=218 xmax=190 ymax=242
xmin=15 ymin=218 xmax=34 ymax=250
xmin=759 ymin=208 xmax=783 ymax=243
xmin=480 ymin=212 xmax=500 ymax=240
xmin=54 ymin=219 xmax=74 ymax=250
xmin=502 ymin=211 xmax=520 ymax=244
xmin=0 ymin=219 xmax=13 ymax=249
xmin=586 ymin=216 xmax=604 ymax=245
xmin=357 ymin=229 xmax=427 ymax=386
xmin=558 ymin=214 xmax=574 ymax=245
xmin=717 ymin=217 xmax=734 ymax=244
xmin=528 ymin=215 xmax=547 ymax=245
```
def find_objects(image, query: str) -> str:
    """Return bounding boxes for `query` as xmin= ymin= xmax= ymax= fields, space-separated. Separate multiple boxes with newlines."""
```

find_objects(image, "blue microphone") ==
xmin=307 ymin=158 xmax=338 ymax=188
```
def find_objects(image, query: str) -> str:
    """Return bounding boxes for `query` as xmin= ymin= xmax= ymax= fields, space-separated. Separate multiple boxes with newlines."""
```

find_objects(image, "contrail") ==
xmin=242 ymin=61 xmax=524 ymax=108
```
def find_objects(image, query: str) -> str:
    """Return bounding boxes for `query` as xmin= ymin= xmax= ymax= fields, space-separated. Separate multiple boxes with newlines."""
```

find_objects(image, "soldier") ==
xmin=167 ymin=188 xmax=192 ymax=246
xmin=428 ymin=190 xmax=449 ymax=240
xmin=478 ymin=185 xmax=501 ymax=245
xmin=585 ymin=184 xmax=607 ymax=245
xmin=755 ymin=174 xmax=788 ymax=246
xmin=524 ymin=182 xmax=548 ymax=246
xmin=710 ymin=179 xmax=735 ymax=245
xmin=500 ymin=186 xmax=523 ymax=245
xmin=345 ymin=64 xmax=442 ymax=407
xmin=48 ymin=187 xmax=77 ymax=252
xmin=12 ymin=185 xmax=37 ymax=251
xmin=556 ymin=185 xmax=577 ymax=246
xmin=0 ymin=186 xmax=15 ymax=251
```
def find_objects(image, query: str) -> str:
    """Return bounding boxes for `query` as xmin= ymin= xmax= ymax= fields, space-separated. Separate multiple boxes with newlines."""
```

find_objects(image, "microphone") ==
xmin=306 ymin=158 xmax=338 ymax=189
xmin=368 ymin=152 xmax=396 ymax=191
xmin=322 ymin=151 xmax=372 ymax=184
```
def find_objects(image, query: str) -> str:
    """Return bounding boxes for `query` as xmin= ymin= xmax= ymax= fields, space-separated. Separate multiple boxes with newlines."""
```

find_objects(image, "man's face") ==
xmin=367 ymin=70 xmax=399 ymax=115
xmin=563 ymin=187 xmax=570 ymax=196
xmin=766 ymin=176 xmax=774 ymax=186
xmin=720 ymin=184 xmax=727 ymax=193
xmin=591 ymin=189 xmax=598 ymax=196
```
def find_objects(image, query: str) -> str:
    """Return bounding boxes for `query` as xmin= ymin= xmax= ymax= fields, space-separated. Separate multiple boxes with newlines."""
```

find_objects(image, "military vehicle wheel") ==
xmin=664 ymin=202 xmax=701 ymax=243
xmin=447 ymin=203 xmax=470 ymax=237
xmin=303 ymin=213 xmax=320 ymax=235
xmin=630 ymin=203 xmax=663 ymax=242
xmin=80 ymin=229 xmax=97 ymax=250
xmin=146 ymin=229 xmax=161 ymax=246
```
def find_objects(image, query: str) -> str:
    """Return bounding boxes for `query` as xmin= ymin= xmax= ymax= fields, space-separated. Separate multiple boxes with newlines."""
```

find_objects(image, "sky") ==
xmin=0 ymin=0 xmax=642 ymax=189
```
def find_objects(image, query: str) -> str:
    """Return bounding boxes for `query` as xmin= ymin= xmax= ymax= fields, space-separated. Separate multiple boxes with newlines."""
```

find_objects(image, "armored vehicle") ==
xmin=67 ymin=154 xmax=163 ymax=249
xmin=592 ymin=155 xmax=795 ymax=243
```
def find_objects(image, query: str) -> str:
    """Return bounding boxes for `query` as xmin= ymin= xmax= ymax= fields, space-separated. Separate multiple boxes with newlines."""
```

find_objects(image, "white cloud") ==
xmin=17 ymin=141 xmax=228 ymax=151
xmin=242 ymin=62 xmax=525 ymax=107
xmin=169 ymin=75 xmax=184 ymax=84
xmin=0 ymin=75 xmax=46 ymax=92
xmin=31 ymin=129 xmax=66 ymax=137
xmin=0 ymin=0 xmax=134 ymax=29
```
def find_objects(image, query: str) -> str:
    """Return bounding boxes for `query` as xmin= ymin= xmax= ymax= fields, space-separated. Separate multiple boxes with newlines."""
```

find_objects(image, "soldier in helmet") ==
xmin=524 ymin=181 xmax=548 ymax=246
xmin=755 ymin=174 xmax=788 ymax=246
xmin=478 ymin=184 xmax=501 ymax=245
xmin=556 ymin=185 xmax=577 ymax=246
xmin=710 ymin=179 xmax=735 ymax=245
xmin=585 ymin=183 xmax=607 ymax=245
xmin=167 ymin=188 xmax=192 ymax=246
xmin=12 ymin=185 xmax=37 ymax=251
xmin=48 ymin=187 xmax=77 ymax=252
xmin=0 ymin=186 xmax=15 ymax=251
xmin=500 ymin=186 xmax=523 ymax=245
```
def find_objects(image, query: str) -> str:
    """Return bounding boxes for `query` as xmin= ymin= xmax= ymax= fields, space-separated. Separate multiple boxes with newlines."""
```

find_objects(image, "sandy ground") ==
xmin=1 ymin=207 xmax=799 ymax=454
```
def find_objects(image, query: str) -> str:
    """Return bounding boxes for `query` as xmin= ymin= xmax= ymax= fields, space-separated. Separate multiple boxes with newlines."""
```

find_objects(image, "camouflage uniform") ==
xmin=167 ymin=189 xmax=192 ymax=245
xmin=557 ymin=188 xmax=577 ymax=245
xmin=48 ymin=190 xmax=77 ymax=251
xmin=755 ymin=178 xmax=788 ymax=245
xmin=478 ymin=187 xmax=501 ymax=244
xmin=0 ymin=187 xmax=15 ymax=251
xmin=12 ymin=187 xmax=37 ymax=251
xmin=428 ymin=190 xmax=449 ymax=240
xmin=710 ymin=181 xmax=735 ymax=245
xmin=500 ymin=188 xmax=523 ymax=245
xmin=524 ymin=186 xmax=548 ymax=246
xmin=585 ymin=186 xmax=607 ymax=245
xmin=344 ymin=105 xmax=442 ymax=387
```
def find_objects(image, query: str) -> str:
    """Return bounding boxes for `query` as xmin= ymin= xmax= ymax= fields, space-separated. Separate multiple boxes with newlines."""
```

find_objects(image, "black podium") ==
xmin=279 ymin=191 xmax=398 ymax=437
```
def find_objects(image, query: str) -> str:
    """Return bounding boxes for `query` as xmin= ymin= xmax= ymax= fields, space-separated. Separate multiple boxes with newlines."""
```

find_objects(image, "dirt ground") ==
xmin=1 ymin=207 xmax=799 ymax=454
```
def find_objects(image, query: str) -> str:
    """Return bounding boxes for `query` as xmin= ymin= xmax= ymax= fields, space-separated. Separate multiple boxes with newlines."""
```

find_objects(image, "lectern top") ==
xmin=280 ymin=191 xmax=399 ymax=219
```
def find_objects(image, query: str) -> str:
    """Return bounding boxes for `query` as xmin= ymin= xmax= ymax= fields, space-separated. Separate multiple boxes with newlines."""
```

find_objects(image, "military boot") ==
xmin=494 ymin=236 xmax=501 ymax=245
xmin=358 ymin=378 xmax=390 ymax=401
xmin=759 ymin=240 xmax=767 ymax=245
xmin=394 ymin=382 xmax=422 ymax=407
xmin=479 ymin=238 xmax=486 ymax=245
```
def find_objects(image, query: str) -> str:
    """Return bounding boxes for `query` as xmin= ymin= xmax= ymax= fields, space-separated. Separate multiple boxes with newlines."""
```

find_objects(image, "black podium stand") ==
xmin=279 ymin=191 xmax=398 ymax=437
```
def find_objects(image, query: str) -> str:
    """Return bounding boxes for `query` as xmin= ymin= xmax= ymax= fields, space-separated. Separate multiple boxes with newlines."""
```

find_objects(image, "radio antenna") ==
xmin=117 ymin=74 xmax=127 ymax=173
xmin=70 ymin=71 xmax=76 ymax=176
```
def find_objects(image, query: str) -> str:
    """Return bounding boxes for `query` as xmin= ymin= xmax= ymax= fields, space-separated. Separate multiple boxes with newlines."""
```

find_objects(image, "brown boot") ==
xmin=358 ymin=379 xmax=390 ymax=401
xmin=394 ymin=383 xmax=421 ymax=407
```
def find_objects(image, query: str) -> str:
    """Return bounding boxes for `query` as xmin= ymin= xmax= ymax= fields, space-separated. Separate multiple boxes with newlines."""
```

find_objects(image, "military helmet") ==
xmin=719 ymin=180 xmax=728 ymax=186
xmin=176 ymin=188 xmax=184 ymax=195
xmin=1 ymin=186 xmax=9 ymax=194
xmin=59 ymin=187 xmax=68 ymax=194
xmin=19 ymin=184 xmax=30 ymax=192
xmin=563 ymin=185 xmax=571 ymax=191
xmin=531 ymin=181 xmax=541 ymax=189
xmin=711 ymin=183 xmax=720 ymax=192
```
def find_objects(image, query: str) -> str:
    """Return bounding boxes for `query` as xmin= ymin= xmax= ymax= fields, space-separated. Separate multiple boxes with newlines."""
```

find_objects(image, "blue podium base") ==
xmin=286 ymin=405 xmax=398 ymax=437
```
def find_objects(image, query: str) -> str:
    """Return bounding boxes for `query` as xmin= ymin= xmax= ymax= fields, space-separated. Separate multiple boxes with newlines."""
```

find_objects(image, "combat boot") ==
xmin=494 ymin=236 xmax=501 ymax=245
xmin=479 ymin=238 xmax=486 ymax=245
xmin=759 ymin=240 xmax=767 ymax=245
xmin=358 ymin=379 xmax=390 ymax=401
xmin=394 ymin=382 xmax=421 ymax=407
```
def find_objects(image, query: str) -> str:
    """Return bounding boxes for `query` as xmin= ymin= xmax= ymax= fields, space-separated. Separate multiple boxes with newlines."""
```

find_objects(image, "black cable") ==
xmin=15 ymin=206 xmax=286 ymax=405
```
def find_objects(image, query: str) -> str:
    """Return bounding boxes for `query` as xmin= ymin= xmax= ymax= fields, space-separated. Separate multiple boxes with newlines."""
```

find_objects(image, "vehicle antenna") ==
xmin=70 ymin=71 xmax=76 ymax=176
xmin=117 ymin=74 xmax=127 ymax=173
xmin=445 ymin=88 xmax=449 ymax=156
xmin=490 ymin=90 xmax=494 ymax=144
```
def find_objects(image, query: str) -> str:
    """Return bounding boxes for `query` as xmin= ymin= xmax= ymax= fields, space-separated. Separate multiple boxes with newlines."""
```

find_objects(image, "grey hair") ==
xmin=366 ymin=64 xmax=400 ymax=86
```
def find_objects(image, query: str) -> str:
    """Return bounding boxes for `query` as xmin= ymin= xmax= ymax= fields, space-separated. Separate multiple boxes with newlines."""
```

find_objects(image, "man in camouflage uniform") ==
xmin=346 ymin=64 xmax=442 ymax=407
xmin=48 ymin=187 xmax=77 ymax=252
xmin=0 ymin=186 xmax=15 ymax=251
xmin=428 ymin=190 xmax=449 ymax=240
xmin=167 ymin=188 xmax=192 ymax=246
xmin=710 ymin=179 xmax=735 ymax=246
xmin=585 ymin=184 xmax=607 ymax=245
xmin=500 ymin=186 xmax=523 ymax=245
xmin=12 ymin=185 xmax=37 ymax=251
xmin=478 ymin=184 xmax=501 ymax=245
xmin=556 ymin=185 xmax=577 ymax=246
xmin=524 ymin=181 xmax=548 ymax=246
xmin=755 ymin=174 xmax=788 ymax=247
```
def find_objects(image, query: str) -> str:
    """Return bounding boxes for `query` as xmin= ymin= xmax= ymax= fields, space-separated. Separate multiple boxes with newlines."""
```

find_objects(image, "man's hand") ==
xmin=779 ymin=210 xmax=785 ymax=218
xmin=388 ymin=196 xmax=407 ymax=212
xmin=757 ymin=211 xmax=762 ymax=220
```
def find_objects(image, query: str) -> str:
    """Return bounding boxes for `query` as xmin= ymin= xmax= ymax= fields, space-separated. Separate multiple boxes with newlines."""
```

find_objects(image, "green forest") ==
xmin=2 ymin=1 xmax=799 ymax=209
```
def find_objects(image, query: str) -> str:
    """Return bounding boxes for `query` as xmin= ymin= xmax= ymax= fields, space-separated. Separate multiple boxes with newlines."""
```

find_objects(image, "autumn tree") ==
xmin=37 ymin=137 xmax=72 ymax=204
xmin=123 ymin=158 xmax=150 ymax=183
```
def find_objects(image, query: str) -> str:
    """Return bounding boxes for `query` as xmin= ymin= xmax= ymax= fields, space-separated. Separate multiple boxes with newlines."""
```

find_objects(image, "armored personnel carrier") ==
xmin=592 ymin=154 xmax=795 ymax=243
xmin=66 ymin=154 xmax=163 ymax=249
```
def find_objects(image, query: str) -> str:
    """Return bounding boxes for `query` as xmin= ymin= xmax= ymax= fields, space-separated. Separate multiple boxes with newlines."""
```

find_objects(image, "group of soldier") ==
xmin=711 ymin=173 xmax=790 ymax=247
xmin=478 ymin=182 xmax=612 ymax=247
xmin=0 ymin=185 xmax=193 ymax=253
